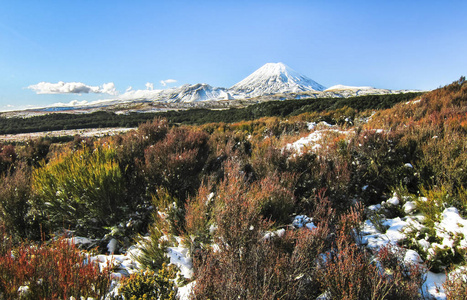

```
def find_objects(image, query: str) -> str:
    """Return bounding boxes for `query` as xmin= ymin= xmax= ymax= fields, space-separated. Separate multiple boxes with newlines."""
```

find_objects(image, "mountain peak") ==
xmin=230 ymin=63 xmax=326 ymax=97
xmin=259 ymin=62 xmax=290 ymax=72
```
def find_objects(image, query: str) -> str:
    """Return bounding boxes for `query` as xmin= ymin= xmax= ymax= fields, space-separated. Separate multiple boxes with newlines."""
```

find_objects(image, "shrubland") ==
xmin=0 ymin=79 xmax=466 ymax=298
xmin=0 ymin=92 xmax=421 ymax=134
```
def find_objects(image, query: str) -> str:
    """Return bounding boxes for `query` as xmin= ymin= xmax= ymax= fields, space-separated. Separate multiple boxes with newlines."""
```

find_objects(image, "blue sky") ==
xmin=1 ymin=0 xmax=466 ymax=110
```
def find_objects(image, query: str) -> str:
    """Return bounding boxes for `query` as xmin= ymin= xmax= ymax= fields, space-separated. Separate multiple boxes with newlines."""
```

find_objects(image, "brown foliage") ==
xmin=191 ymin=164 xmax=333 ymax=299
xmin=0 ymin=144 xmax=16 ymax=175
xmin=443 ymin=265 xmax=467 ymax=300
xmin=317 ymin=206 xmax=426 ymax=300
xmin=144 ymin=126 xmax=209 ymax=201
xmin=185 ymin=181 xmax=213 ymax=243
xmin=0 ymin=163 xmax=37 ymax=241
xmin=192 ymin=161 xmax=279 ymax=299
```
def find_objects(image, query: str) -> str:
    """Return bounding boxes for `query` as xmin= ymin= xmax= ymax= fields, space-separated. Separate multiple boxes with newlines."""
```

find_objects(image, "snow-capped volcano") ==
xmin=230 ymin=62 xmax=326 ymax=97
xmin=23 ymin=62 xmax=419 ymax=114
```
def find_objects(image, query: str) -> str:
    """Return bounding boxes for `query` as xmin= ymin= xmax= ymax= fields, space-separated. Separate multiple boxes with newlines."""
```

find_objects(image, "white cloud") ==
xmin=27 ymin=81 xmax=118 ymax=95
xmin=100 ymin=82 xmax=117 ymax=95
xmin=126 ymin=86 xmax=133 ymax=92
xmin=145 ymin=82 xmax=154 ymax=90
xmin=160 ymin=79 xmax=177 ymax=86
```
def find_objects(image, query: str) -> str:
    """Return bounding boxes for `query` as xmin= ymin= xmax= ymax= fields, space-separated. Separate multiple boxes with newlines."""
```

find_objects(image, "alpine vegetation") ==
xmin=0 ymin=77 xmax=466 ymax=299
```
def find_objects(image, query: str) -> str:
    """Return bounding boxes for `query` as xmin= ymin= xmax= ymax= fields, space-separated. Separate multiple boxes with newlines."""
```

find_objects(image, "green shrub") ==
xmin=133 ymin=190 xmax=177 ymax=271
xmin=415 ymin=187 xmax=452 ymax=227
xmin=117 ymin=263 xmax=177 ymax=300
xmin=32 ymin=143 xmax=126 ymax=235
xmin=347 ymin=130 xmax=415 ymax=205
xmin=458 ymin=186 xmax=467 ymax=217
xmin=402 ymin=186 xmax=466 ymax=271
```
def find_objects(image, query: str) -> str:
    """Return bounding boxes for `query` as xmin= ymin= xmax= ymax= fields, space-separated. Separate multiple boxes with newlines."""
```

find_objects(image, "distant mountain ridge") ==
xmin=110 ymin=62 xmax=417 ymax=104
xmin=21 ymin=63 xmax=420 ymax=113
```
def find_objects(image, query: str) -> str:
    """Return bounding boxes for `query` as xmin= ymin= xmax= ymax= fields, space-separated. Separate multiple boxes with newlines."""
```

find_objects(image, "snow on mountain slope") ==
xmin=323 ymin=84 xmax=389 ymax=97
xmin=325 ymin=84 xmax=374 ymax=91
xmin=118 ymin=83 xmax=231 ymax=103
xmin=166 ymin=84 xmax=231 ymax=102
xmin=117 ymin=63 xmax=326 ymax=103
xmin=324 ymin=85 xmax=420 ymax=97
xmin=230 ymin=62 xmax=326 ymax=97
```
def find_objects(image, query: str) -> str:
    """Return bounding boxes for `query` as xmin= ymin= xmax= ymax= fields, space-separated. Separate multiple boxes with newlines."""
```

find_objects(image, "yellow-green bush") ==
xmin=117 ymin=263 xmax=177 ymax=300
xmin=32 ymin=143 xmax=126 ymax=234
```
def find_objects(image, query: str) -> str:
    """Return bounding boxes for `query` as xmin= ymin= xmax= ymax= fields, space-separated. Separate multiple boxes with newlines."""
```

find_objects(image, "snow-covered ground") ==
xmin=69 ymin=195 xmax=467 ymax=300
xmin=0 ymin=127 xmax=135 ymax=142
xmin=77 ymin=235 xmax=194 ymax=299
xmin=361 ymin=196 xmax=467 ymax=299
xmin=283 ymin=124 xmax=466 ymax=299
xmin=284 ymin=121 xmax=352 ymax=154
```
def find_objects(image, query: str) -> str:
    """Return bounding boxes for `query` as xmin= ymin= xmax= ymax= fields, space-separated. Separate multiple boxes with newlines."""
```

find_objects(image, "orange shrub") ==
xmin=0 ymin=236 xmax=111 ymax=299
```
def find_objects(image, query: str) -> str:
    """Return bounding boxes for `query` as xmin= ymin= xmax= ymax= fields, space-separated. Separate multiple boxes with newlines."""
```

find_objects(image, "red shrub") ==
xmin=191 ymin=161 xmax=287 ymax=299
xmin=0 ymin=236 xmax=111 ymax=299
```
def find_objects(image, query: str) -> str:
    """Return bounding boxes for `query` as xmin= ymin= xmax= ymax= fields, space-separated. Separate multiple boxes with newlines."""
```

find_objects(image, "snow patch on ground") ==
xmin=424 ymin=272 xmax=446 ymax=299
xmin=0 ymin=127 xmax=135 ymax=142
xmin=361 ymin=199 xmax=467 ymax=299
xmin=167 ymin=246 xmax=193 ymax=279
xmin=403 ymin=201 xmax=417 ymax=214
xmin=292 ymin=215 xmax=317 ymax=230
xmin=436 ymin=207 xmax=467 ymax=250
xmin=361 ymin=217 xmax=408 ymax=249
xmin=263 ymin=228 xmax=286 ymax=240
xmin=178 ymin=281 xmax=195 ymax=300
xmin=285 ymin=122 xmax=351 ymax=155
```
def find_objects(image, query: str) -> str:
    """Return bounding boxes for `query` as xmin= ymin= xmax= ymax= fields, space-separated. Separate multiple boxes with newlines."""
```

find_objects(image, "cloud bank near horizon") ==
xmin=27 ymin=81 xmax=118 ymax=95
xmin=21 ymin=78 xmax=186 ymax=110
